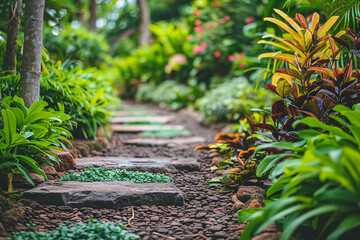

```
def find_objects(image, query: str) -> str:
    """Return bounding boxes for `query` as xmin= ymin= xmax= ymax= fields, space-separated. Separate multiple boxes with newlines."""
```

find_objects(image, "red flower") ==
xmin=194 ymin=26 xmax=205 ymax=32
xmin=239 ymin=63 xmax=246 ymax=69
xmin=245 ymin=17 xmax=254 ymax=24
xmin=195 ymin=19 xmax=202 ymax=26
xmin=214 ymin=51 xmax=221 ymax=58
xmin=228 ymin=55 xmax=235 ymax=61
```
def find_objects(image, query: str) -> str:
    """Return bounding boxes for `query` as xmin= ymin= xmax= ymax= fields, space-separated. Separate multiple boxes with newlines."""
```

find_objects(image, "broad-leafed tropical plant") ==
xmin=238 ymin=104 xmax=360 ymax=240
xmin=0 ymin=96 xmax=72 ymax=192
xmin=254 ymin=10 xmax=360 ymax=141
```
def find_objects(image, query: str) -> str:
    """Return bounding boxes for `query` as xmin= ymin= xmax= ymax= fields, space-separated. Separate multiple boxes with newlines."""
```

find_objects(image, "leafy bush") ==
xmin=59 ymin=168 xmax=173 ymax=183
xmin=40 ymin=62 xmax=115 ymax=139
xmin=197 ymin=77 xmax=274 ymax=121
xmin=239 ymin=105 xmax=360 ymax=240
xmin=136 ymin=80 xmax=193 ymax=110
xmin=12 ymin=220 xmax=139 ymax=240
xmin=117 ymin=22 xmax=194 ymax=98
xmin=44 ymin=26 xmax=110 ymax=67
xmin=0 ymin=96 xmax=72 ymax=189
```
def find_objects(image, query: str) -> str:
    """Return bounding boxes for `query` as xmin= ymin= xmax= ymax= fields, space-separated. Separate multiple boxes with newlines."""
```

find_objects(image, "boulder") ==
xmin=236 ymin=186 xmax=265 ymax=204
xmin=39 ymin=163 xmax=57 ymax=176
xmin=13 ymin=172 xmax=45 ymax=189
xmin=231 ymin=200 xmax=244 ymax=212
xmin=51 ymin=150 xmax=77 ymax=172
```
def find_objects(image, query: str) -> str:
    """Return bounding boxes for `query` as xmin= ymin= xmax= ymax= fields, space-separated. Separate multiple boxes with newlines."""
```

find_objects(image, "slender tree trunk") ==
xmin=4 ymin=0 xmax=22 ymax=74
xmin=19 ymin=0 xmax=45 ymax=107
xmin=89 ymin=0 xmax=97 ymax=30
xmin=74 ymin=0 xmax=86 ymax=27
xmin=137 ymin=0 xmax=151 ymax=46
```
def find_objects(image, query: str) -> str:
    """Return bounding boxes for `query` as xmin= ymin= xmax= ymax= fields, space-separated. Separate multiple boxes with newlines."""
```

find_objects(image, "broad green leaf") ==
xmin=328 ymin=215 xmax=360 ymax=240
xmin=293 ymin=117 xmax=356 ymax=143
xmin=256 ymin=153 xmax=290 ymax=177
xmin=1 ymin=109 xmax=17 ymax=146
xmin=24 ymin=112 xmax=55 ymax=125
xmin=27 ymin=101 xmax=48 ymax=116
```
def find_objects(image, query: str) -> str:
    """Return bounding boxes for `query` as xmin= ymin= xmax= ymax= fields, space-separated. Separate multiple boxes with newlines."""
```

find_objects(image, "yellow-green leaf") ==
xmin=276 ymin=80 xmax=292 ymax=97
xmin=264 ymin=18 xmax=302 ymax=44
xmin=310 ymin=12 xmax=320 ymax=33
xmin=318 ymin=16 xmax=339 ymax=38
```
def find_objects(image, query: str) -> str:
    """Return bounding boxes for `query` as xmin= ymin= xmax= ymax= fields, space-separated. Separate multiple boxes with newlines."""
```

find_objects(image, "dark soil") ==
xmin=1 ymin=102 xmax=259 ymax=239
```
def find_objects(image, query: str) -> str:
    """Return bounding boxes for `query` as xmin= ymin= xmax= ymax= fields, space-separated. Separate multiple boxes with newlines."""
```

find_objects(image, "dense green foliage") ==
xmin=0 ymin=97 xmax=72 ymax=187
xmin=40 ymin=62 xmax=115 ymax=139
xmin=197 ymin=78 xmax=274 ymax=121
xmin=12 ymin=220 xmax=139 ymax=240
xmin=59 ymin=168 xmax=173 ymax=183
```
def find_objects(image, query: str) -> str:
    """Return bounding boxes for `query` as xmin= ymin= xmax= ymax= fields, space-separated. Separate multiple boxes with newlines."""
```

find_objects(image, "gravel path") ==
xmin=1 ymin=102 xmax=246 ymax=239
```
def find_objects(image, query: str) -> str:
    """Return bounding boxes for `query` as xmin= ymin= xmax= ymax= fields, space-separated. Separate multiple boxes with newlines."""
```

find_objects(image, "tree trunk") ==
xmin=4 ymin=0 xmax=22 ymax=74
xmin=74 ymin=0 xmax=86 ymax=27
xmin=137 ymin=0 xmax=151 ymax=46
xmin=19 ymin=0 xmax=45 ymax=107
xmin=89 ymin=0 xmax=97 ymax=30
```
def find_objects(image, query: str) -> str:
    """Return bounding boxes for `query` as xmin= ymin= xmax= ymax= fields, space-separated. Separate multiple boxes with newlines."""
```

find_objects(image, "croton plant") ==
xmin=196 ymin=9 xmax=360 ymax=190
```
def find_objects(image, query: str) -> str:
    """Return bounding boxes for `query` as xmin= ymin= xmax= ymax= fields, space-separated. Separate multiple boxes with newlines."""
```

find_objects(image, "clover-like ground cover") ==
xmin=13 ymin=220 xmax=139 ymax=240
xmin=58 ymin=167 xmax=173 ymax=183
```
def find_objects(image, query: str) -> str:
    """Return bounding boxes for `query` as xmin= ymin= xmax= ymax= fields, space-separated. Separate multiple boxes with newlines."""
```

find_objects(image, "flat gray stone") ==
xmin=124 ymin=137 xmax=206 ymax=147
xmin=75 ymin=157 xmax=200 ymax=173
xmin=109 ymin=116 xmax=174 ymax=124
xmin=111 ymin=124 xmax=185 ymax=132
xmin=23 ymin=181 xmax=184 ymax=208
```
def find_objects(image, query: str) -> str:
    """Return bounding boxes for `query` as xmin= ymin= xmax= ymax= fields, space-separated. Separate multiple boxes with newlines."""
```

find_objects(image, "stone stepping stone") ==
xmin=23 ymin=181 xmax=184 ymax=208
xmin=112 ymin=111 xmax=158 ymax=117
xmin=124 ymin=136 xmax=206 ymax=147
xmin=75 ymin=157 xmax=200 ymax=173
xmin=111 ymin=124 xmax=185 ymax=132
xmin=109 ymin=116 xmax=174 ymax=124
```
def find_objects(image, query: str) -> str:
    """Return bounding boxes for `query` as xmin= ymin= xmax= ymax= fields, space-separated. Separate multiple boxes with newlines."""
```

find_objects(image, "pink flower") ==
xmin=193 ymin=10 xmax=201 ymax=16
xmin=224 ymin=15 xmax=230 ymax=21
xmin=237 ymin=53 xmax=245 ymax=60
xmin=201 ymin=42 xmax=208 ymax=48
xmin=214 ymin=51 xmax=221 ymax=58
xmin=245 ymin=17 xmax=254 ymax=24
xmin=193 ymin=45 xmax=205 ymax=55
xmin=195 ymin=19 xmax=202 ymax=26
xmin=194 ymin=26 xmax=205 ymax=32
xmin=309 ymin=13 xmax=313 ymax=20
xmin=220 ymin=18 xmax=226 ymax=24
xmin=239 ymin=63 xmax=246 ymax=69
xmin=228 ymin=55 xmax=235 ymax=61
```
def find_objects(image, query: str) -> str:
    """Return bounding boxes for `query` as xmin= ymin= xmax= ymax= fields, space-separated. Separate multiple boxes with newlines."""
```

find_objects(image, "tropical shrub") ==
xmin=117 ymin=22 xmax=193 ymax=98
xmin=0 ymin=96 xmax=72 ymax=190
xmin=238 ymin=105 xmax=360 ymax=240
xmin=43 ymin=26 xmax=110 ymax=67
xmin=197 ymin=77 xmax=274 ymax=121
xmin=40 ymin=62 xmax=114 ymax=139
xmin=13 ymin=220 xmax=139 ymax=240
xmin=135 ymin=80 xmax=193 ymax=110
xmin=58 ymin=168 xmax=173 ymax=183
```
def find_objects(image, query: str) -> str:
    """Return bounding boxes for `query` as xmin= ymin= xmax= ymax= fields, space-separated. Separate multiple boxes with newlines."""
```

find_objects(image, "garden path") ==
xmin=3 ymin=101 xmax=250 ymax=239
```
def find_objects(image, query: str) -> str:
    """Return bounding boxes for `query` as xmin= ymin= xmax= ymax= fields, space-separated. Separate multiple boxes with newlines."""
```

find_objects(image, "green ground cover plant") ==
xmin=58 ymin=168 xmax=173 ymax=183
xmin=12 ymin=220 xmax=139 ymax=240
